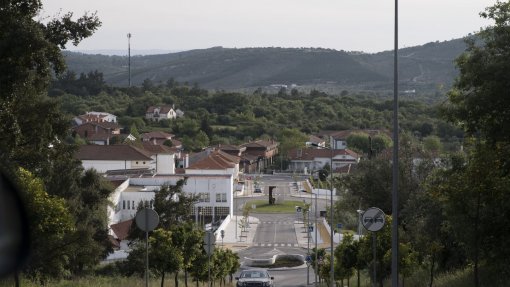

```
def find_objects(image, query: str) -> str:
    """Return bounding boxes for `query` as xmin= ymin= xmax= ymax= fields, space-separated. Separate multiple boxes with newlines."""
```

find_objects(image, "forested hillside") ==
xmin=50 ymin=74 xmax=463 ymax=152
xmin=63 ymin=38 xmax=468 ymax=93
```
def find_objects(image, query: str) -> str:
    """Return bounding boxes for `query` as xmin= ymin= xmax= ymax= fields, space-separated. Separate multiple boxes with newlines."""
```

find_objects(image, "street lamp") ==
xmin=302 ymin=190 xmax=319 ymax=286
xmin=309 ymin=143 xmax=335 ymax=286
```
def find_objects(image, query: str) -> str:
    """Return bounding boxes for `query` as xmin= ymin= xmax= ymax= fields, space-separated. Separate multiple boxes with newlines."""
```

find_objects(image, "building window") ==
xmin=123 ymin=200 xmax=126 ymax=210
xmin=127 ymin=200 xmax=130 ymax=209
xmin=136 ymin=161 xmax=139 ymax=164
xmin=198 ymin=193 xmax=210 ymax=203
xmin=143 ymin=161 xmax=146 ymax=164
xmin=132 ymin=201 xmax=135 ymax=209
xmin=216 ymin=193 xmax=227 ymax=203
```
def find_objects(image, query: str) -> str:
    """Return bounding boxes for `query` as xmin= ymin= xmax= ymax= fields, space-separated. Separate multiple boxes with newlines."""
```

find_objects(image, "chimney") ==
xmin=153 ymin=138 xmax=157 ymax=145
xmin=184 ymin=154 xmax=189 ymax=168
xmin=297 ymin=149 xmax=302 ymax=158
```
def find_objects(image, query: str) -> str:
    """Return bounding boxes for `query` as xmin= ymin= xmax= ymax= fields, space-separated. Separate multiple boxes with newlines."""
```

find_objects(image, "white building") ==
xmin=145 ymin=105 xmax=177 ymax=122
xmin=287 ymin=148 xmax=360 ymax=174
xmin=75 ymin=144 xmax=176 ymax=175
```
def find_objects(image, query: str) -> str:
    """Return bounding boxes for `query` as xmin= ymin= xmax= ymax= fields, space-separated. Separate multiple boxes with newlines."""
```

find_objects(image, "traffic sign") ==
xmin=204 ymin=231 xmax=216 ymax=255
xmin=306 ymin=255 xmax=312 ymax=263
xmin=308 ymin=225 xmax=313 ymax=232
xmin=336 ymin=223 xmax=343 ymax=229
xmin=361 ymin=207 xmax=386 ymax=232
xmin=135 ymin=208 xmax=159 ymax=232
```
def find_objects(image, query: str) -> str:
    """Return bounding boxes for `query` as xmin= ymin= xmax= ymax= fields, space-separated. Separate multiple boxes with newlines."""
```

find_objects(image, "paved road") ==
xmin=236 ymin=214 xmax=314 ymax=287
xmin=231 ymin=175 xmax=328 ymax=287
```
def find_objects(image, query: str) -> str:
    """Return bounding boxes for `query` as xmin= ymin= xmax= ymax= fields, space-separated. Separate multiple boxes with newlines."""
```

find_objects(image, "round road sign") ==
xmin=361 ymin=207 xmax=386 ymax=232
xmin=135 ymin=208 xmax=160 ymax=232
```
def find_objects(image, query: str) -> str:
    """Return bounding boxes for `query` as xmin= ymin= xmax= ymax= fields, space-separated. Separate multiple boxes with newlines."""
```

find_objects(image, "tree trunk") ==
xmin=429 ymin=255 xmax=435 ymax=287
xmin=402 ymin=276 xmax=405 ymax=287
xmin=184 ymin=269 xmax=189 ymax=287
xmin=161 ymin=272 xmax=165 ymax=287
xmin=175 ymin=272 xmax=179 ymax=287
xmin=14 ymin=271 xmax=20 ymax=287
xmin=357 ymin=268 xmax=360 ymax=287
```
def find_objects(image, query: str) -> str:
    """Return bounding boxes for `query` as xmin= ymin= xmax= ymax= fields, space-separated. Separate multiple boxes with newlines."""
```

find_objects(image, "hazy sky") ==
xmin=41 ymin=0 xmax=496 ymax=54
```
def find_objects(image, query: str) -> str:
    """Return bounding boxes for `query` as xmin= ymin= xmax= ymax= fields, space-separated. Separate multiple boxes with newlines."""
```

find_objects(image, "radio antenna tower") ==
xmin=127 ymin=33 xmax=132 ymax=87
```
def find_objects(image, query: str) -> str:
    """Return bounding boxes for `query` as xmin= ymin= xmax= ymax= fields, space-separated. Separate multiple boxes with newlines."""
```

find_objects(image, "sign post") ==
xmin=204 ymin=231 xmax=216 ymax=287
xmin=135 ymin=208 xmax=160 ymax=287
xmin=361 ymin=207 xmax=386 ymax=287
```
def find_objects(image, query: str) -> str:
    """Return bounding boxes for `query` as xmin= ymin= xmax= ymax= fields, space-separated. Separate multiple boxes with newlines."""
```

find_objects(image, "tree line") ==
xmin=315 ymin=3 xmax=510 ymax=286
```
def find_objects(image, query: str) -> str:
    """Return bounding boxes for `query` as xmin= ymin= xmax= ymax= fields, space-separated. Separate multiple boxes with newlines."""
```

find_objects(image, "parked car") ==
xmin=235 ymin=269 xmax=274 ymax=287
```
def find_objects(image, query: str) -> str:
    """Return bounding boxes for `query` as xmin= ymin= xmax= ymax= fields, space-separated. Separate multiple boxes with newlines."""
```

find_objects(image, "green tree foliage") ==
xmin=346 ymin=132 xmax=371 ymax=154
xmin=16 ymin=168 xmax=74 ymax=283
xmin=149 ymin=229 xmax=183 ymax=287
xmin=277 ymin=128 xmax=308 ymax=156
xmin=443 ymin=1 xmax=510 ymax=142
xmin=428 ymin=142 xmax=510 ymax=284
xmin=422 ymin=135 xmax=442 ymax=153
xmin=170 ymin=223 xmax=204 ymax=287
xmin=334 ymin=234 xmax=356 ymax=286
xmin=153 ymin=179 xmax=198 ymax=228
xmin=0 ymin=0 xmax=100 ymax=169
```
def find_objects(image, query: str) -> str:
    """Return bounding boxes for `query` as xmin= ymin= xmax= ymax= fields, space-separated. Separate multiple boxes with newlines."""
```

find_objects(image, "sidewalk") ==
xmin=220 ymin=215 xmax=259 ymax=252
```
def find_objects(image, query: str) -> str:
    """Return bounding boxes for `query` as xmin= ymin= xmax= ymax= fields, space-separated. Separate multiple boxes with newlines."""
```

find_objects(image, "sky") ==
xmin=41 ymin=0 xmax=497 ymax=54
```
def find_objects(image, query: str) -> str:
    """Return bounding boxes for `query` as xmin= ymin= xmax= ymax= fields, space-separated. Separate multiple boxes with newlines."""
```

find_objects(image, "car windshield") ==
xmin=241 ymin=271 xmax=268 ymax=278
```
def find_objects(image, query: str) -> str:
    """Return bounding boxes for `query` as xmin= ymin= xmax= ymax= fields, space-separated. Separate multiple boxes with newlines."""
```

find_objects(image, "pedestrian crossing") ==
xmin=254 ymin=243 xmax=299 ymax=247
xmin=260 ymin=221 xmax=295 ymax=225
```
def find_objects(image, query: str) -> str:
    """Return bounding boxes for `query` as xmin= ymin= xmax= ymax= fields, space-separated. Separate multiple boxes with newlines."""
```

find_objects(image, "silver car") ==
xmin=235 ymin=269 xmax=274 ymax=287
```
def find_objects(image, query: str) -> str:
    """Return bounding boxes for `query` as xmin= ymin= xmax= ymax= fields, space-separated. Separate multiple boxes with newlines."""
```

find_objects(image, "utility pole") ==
xmin=391 ymin=0 xmax=400 ymax=286
xmin=127 ymin=33 xmax=132 ymax=87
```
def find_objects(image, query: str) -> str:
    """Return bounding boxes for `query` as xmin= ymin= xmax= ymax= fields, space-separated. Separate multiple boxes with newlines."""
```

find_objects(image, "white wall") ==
xmin=117 ymin=191 xmax=156 ymax=222
xmin=108 ymin=179 xmax=130 ymax=230
xmin=82 ymin=160 xmax=130 ymax=173
xmin=156 ymin=154 xmax=175 ymax=174
xmin=130 ymin=175 xmax=234 ymax=216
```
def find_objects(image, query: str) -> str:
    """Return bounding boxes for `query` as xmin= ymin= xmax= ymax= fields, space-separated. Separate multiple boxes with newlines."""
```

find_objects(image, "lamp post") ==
xmin=392 ymin=1 xmax=400 ymax=286
xmin=302 ymin=190 xmax=319 ymax=286
xmin=310 ymin=143 xmax=335 ymax=286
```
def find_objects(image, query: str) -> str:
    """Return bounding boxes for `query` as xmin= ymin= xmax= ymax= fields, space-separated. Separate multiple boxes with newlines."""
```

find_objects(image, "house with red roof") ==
xmin=73 ymin=111 xmax=117 ymax=125
xmin=72 ymin=121 xmax=122 ymax=144
xmin=75 ymin=144 xmax=176 ymax=175
xmin=240 ymin=140 xmax=278 ymax=173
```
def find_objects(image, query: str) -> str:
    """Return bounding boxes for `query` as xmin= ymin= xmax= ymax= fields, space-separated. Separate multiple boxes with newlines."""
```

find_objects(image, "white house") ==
xmin=73 ymin=111 xmax=117 ymax=125
xmin=145 ymin=105 xmax=177 ymax=121
xmin=75 ymin=144 xmax=176 ymax=175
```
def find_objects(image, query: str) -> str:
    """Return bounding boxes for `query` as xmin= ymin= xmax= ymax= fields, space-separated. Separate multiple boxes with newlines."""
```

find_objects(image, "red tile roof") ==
xmin=110 ymin=219 xmax=133 ymax=241
xmin=141 ymin=143 xmax=175 ymax=155
xmin=187 ymin=150 xmax=238 ymax=170
xmin=76 ymin=145 xmax=153 ymax=161
xmin=241 ymin=140 xmax=278 ymax=149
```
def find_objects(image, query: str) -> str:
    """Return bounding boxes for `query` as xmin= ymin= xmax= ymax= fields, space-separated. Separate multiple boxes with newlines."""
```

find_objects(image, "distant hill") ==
xmin=63 ymin=38 xmax=469 ymax=93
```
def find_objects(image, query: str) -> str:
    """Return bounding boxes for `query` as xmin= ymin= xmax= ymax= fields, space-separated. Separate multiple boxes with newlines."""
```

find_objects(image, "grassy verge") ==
xmin=0 ymin=276 xmax=236 ymax=287
xmin=246 ymin=200 xmax=306 ymax=213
